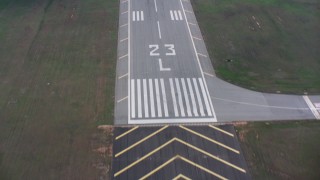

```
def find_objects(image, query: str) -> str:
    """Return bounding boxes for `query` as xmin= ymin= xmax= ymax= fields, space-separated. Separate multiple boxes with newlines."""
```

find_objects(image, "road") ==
xmin=114 ymin=0 xmax=320 ymax=125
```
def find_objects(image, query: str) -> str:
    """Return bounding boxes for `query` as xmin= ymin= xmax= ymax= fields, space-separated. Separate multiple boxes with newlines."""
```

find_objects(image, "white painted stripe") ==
xmin=118 ymin=73 xmax=128 ymax=79
xmin=137 ymin=79 xmax=142 ymax=118
xmin=121 ymin=0 xmax=128 ymax=3
xmin=157 ymin=21 xmax=162 ymax=39
xmin=120 ymin=38 xmax=128 ymax=42
xmin=181 ymin=78 xmax=192 ymax=117
xmin=137 ymin=11 xmax=140 ymax=21
xmin=118 ymin=54 xmax=128 ymax=60
xmin=185 ymin=10 xmax=193 ymax=14
xmin=188 ymin=22 xmax=196 ymax=26
xmin=143 ymin=79 xmax=149 ymax=118
xmin=133 ymin=11 xmax=135 ymax=21
xmin=154 ymin=0 xmax=158 ymax=12
xmin=160 ymin=79 xmax=169 ymax=117
xmin=120 ymin=23 xmax=128 ymax=28
xmin=131 ymin=79 xmax=135 ymax=118
xmin=117 ymin=96 xmax=128 ymax=103
xmin=141 ymin=11 xmax=144 ymax=21
xmin=128 ymin=118 xmax=214 ymax=124
xmin=155 ymin=79 xmax=162 ymax=117
xmin=170 ymin=10 xmax=174 ymax=21
xmin=127 ymin=0 xmax=131 ymax=123
xmin=175 ymin=78 xmax=185 ymax=117
xmin=169 ymin=78 xmax=179 ymax=117
xmin=303 ymin=96 xmax=320 ymax=119
xmin=193 ymin=78 xmax=205 ymax=116
xmin=149 ymin=79 xmax=156 ymax=117
xmin=197 ymin=53 xmax=207 ymax=57
xmin=193 ymin=36 xmax=202 ymax=40
xmin=174 ymin=10 xmax=179 ymax=21
xmin=203 ymin=72 xmax=214 ymax=77
xmin=121 ymin=11 xmax=128 ymax=15
xmin=187 ymin=78 xmax=199 ymax=117
xmin=178 ymin=10 xmax=183 ymax=20
xmin=198 ymin=78 xmax=212 ymax=116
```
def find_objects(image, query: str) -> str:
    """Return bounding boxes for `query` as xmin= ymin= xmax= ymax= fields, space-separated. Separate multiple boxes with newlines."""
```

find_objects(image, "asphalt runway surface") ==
xmin=112 ymin=125 xmax=251 ymax=180
xmin=114 ymin=0 xmax=320 ymax=125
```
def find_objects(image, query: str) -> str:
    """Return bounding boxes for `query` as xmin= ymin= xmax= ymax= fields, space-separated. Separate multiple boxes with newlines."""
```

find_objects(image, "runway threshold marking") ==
xmin=114 ymin=137 xmax=246 ymax=177
xmin=208 ymin=125 xmax=234 ymax=137
xmin=139 ymin=155 xmax=228 ymax=180
xmin=172 ymin=174 xmax=192 ymax=180
xmin=115 ymin=125 xmax=168 ymax=157
xmin=179 ymin=125 xmax=240 ymax=154
xmin=303 ymin=95 xmax=320 ymax=120
xmin=115 ymin=126 xmax=139 ymax=140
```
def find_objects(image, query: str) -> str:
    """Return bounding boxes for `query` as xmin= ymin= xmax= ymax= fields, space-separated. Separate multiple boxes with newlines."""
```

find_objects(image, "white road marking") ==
xmin=187 ymin=78 xmax=199 ymax=117
xmin=160 ymin=79 xmax=169 ymax=117
xmin=174 ymin=10 xmax=179 ymax=20
xmin=137 ymin=79 xmax=142 ymax=118
xmin=197 ymin=53 xmax=207 ymax=57
xmin=121 ymin=0 xmax=128 ymax=3
xmin=178 ymin=10 xmax=183 ymax=20
xmin=193 ymin=78 xmax=205 ymax=116
xmin=175 ymin=78 xmax=185 ymax=117
xmin=159 ymin=59 xmax=171 ymax=71
xmin=179 ymin=0 xmax=217 ymax=121
xmin=121 ymin=11 xmax=128 ymax=15
xmin=143 ymin=79 xmax=149 ymax=118
xmin=129 ymin=118 xmax=214 ymax=124
xmin=188 ymin=22 xmax=196 ymax=26
xmin=117 ymin=96 xmax=128 ymax=103
xmin=198 ymin=78 xmax=212 ymax=116
xmin=181 ymin=78 xmax=192 ymax=117
xmin=137 ymin=11 xmax=140 ymax=21
xmin=203 ymin=72 xmax=214 ymax=77
xmin=132 ymin=11 xmax=135 ymax=21
xmin=192 ymin=36 xmax=202 ymax=41
xmin=128 ymin=0 xmax=131 ymax=123
xmin=120 ymin=38 xmax=128 ymax=42
xmin=155 ymin=79 xmax=162 ymax=117
xmin=154 ymin=0 xmax=158 ymax=12
xmin=118 ymin=73 xmax=128 ymax=79
xmin=169 ymin=78 xmax=179 ymax=117
xmin=118 ymin=54 xmax=128 ymax=60
xmin=170 ymin=10 xmax=174 ymax=21
xmin=149 ymin=79 xmax=156 ymax=117
xmin=120 ymin=23 xmax=128 ymax=28
xmin=157 ymin=21 xmax=162 ymax=39
xmin=131 ymin=79 xmax=135 ymax=118
xmin=141 ymin=11 xmax=144 ymax=21
xmin=185 ymin=10 xmax=193 ymax=14
xmin=303 ymin=96 xmax=320 ymax=119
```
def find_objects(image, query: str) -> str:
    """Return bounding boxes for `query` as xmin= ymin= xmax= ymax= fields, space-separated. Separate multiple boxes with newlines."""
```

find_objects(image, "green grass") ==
xmin=0 ymin=0 xmax=118 ymax=179
xmin=192 ymin=0 xmax=320 ymax=94
xmin=236 ymin=121 xmax=320 ymax=179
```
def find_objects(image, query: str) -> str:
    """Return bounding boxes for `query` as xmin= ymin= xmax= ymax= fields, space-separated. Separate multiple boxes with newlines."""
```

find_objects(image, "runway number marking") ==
xmin=149 ymin=44 xmax=176 ymax=56
xmin=149 ymin=45 xmax=160 ymax=56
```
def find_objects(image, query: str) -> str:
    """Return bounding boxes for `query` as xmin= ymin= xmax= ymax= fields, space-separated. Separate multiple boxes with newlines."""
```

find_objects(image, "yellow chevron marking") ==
xmin=208 ymin=125 xmax=234 ymax=137
xmin=172 ymin=174 xmax=192 ymax=180
xmin=139 ymin=155 xmax=228 ymax=180
xmin=179 ymin=126 xmax=239 ymax=154
xmin=115 ymin=125 xmax=169 ymax=157
xmin=115 ymin=126 xmax=139 ymax=140
xmin=114 ymin=138 xmax=245 ymax=177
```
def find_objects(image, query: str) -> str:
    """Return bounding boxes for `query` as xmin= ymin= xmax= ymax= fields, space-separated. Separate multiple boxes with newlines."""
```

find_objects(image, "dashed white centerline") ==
xmin=154 ymin=0 xmax=158 ymax=12
xmin=157 ymin=21 xmax=162 ymax=39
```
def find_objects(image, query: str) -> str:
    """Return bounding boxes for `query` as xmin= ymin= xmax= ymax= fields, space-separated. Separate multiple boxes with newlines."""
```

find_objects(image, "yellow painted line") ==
xmin=208 ymin=125 xmax=234 ymax=137
xmin=115 ymin=125 xmax=168 ymax=158
xmin=175 ymin=138 xmax=246 ymax=173
xmin=179 ymin=126 xmax=239 ymax=154
xmin=115 ymin=126 xmax=139 ymax=140
xmin=179 ymin=156 xmax=228 ymax=180
xmin=172 ymin=174 xmax=192 ymax=180
xmin=114 ymin=138 xmax=175 ymax=177
xmin=139 ymin=155 xmax=228 ymax=180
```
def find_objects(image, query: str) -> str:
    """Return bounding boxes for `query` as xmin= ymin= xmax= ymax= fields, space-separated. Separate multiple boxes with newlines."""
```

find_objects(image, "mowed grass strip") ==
xmin=0 ymin=0 xmax=117 ymax=179
xmin=235 ymin=121 xmax=320 ymax=179
xmin=191 ymin=0 xmax=320 ymax=94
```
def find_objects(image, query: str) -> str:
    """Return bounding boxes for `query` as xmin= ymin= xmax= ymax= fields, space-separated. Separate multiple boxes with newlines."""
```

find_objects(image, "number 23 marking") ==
xmin=149 ymin=44 xmax=176 ymax=56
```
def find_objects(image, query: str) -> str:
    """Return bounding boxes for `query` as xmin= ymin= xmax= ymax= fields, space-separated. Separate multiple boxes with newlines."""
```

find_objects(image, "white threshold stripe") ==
xmin=154 ymin=0 xmax=158 ymax=12
xmin=143 ymin=79 xmax=149 ymax=118
xmin=149 ymin=79 xmax=156 ymax=117
xmin=117 ymin=96 xmax=128 ymax=103
xmin=175 ymin=78 xmax=186 ymax=117
xmin=141 ymin=11 xmax=144 ymax=21
xmin=160 ymin=79 xmax=169 ymax=117
xmin=169 ymin=78 xmax=179 ymax=117
xmin=187 ymin=78 xmax=199 ymax=117
xmin=170 ymin=10 xmax=174 ymax=21
xmin=193 ymin=78 xmax=205 ymax=116
xmin=132 ymin=11 xmax=135 ymax=21
xmin=137 ymin=11 xmax=140 ymax=21
xmin=137 ymin=79 xmax=142 ymax=118
xmin=303 ymin=96 xmax=320 ymax=119
xmin=178 ymin=10 xmax=183 ymax=20
xmin=128 ymin=118 xmax=214 ymax=124
xmin=181 ymin=78 xmax=192 ymax=117
xmin=157 ymin=21 xmax=162 ymax=39
xmin=198 ymin=78 xmax=212 ymax=116
xmin=203 ymin=72 xmax=214 ymax=77
xmin=155 ymin=79 xmax=162 ymax=117
xmin=131 ymin=79 xmax=135 ymax=118
xmin=118 ymin=73 xmax=128 ymax=79
xmin=174 ymin=10 xmax=179 ymax=20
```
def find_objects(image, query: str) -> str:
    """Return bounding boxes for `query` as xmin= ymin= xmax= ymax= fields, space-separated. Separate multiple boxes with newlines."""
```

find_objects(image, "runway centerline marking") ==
xmin=157 ymin=21 xmax=162 ymax=39
xmin=154 ymin=0 xmax=158 ymax=12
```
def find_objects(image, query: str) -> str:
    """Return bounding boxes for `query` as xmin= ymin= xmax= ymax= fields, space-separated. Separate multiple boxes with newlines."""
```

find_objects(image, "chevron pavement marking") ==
xmin=172 ymin=174 xmax=192 ymax=180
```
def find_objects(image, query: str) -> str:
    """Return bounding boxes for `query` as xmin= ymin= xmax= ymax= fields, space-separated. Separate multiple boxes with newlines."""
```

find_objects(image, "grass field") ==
xmin=191 ymin=0 xmax=320 ymax=94
xmin=0 ymin=0 xmax=117 ymax=179
xmin=236 ymin=121 xmax=320 ymax=179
